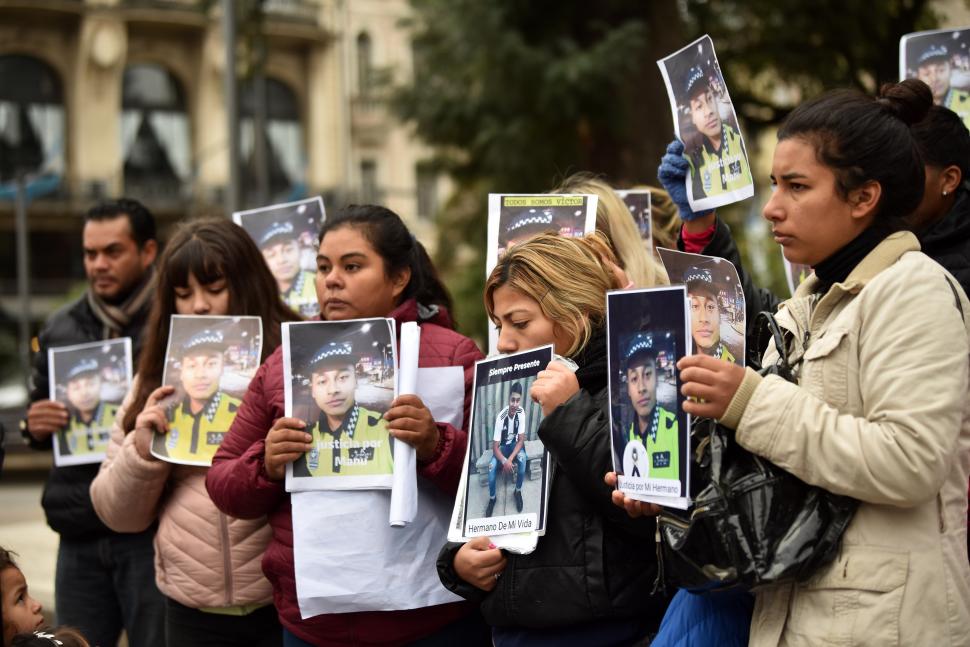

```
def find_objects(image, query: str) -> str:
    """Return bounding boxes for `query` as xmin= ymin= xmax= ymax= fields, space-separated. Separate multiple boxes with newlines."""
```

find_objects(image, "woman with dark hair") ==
xmin=205 ymin=205 xmax=487 ymax=647
xmin=90 ymin=218 xmax=299 ymax=647
xmin=676 ymin=80 xmax=970 ymax=645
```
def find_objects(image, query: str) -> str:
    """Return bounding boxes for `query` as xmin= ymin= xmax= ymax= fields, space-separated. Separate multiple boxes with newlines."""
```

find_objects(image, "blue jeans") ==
xmin=55 ymin=531 xmax=165 ymax=647
xmin=487 ymin=445 xmax=527 ymax=498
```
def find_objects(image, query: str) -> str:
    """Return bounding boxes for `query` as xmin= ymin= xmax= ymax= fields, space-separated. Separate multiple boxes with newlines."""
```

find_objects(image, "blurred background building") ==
xmin=0 ymin=0 xmax=444 ymax=417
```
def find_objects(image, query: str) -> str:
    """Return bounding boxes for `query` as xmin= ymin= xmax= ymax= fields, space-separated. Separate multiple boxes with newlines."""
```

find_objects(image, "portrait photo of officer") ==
xmin=658 ymin=35 xmax=754 ymax=210
xmin=48 ymin=338 xmax=131 ymax=466
xmin=291 ymin=341 xmax=394 ymax=480
xmin=154 ymin=316 xmax=262 ymax=466
xmin=233 ymin=197 xmax=325 ymax=317
xmin=902 ymin=30 xmax=970 ymax=130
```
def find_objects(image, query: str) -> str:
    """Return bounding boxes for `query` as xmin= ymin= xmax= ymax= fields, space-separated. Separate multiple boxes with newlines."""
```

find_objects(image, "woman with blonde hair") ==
xmin=437 ymin=232 xmax=671 ymax=646
xmin=553 ymin=173 xmax=668 ymax=287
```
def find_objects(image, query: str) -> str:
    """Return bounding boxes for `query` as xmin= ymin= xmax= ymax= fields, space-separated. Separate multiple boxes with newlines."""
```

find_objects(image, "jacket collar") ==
xmin=795 ymin=231 xmax=920 ymax=299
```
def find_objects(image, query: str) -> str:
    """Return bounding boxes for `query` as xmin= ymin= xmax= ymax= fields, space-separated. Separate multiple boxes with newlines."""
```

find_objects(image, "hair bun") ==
xmin=877 ymin=79 xmax=933 ymax=126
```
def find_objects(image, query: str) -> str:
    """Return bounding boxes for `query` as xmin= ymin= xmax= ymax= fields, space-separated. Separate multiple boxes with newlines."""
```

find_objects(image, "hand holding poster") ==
xmin=152 ymin=315 xmax=262 ymax=466
xmin=48 ymin=338 xmax=132 ymax=466
xmin=284 ymin=318 xmax=397 ymax=491
xmin=607 ymin=287 xmax=691 ymax=509
xmin=657 ymin=248 xmax=745 ymax=366
xmin=233 ymin=197 xmax=326 ymax=318
xmin=453 ymin=346 xmax=554 ymax=543
xmin=657 ymin=35 xmax=754 ymax=211
xmin=900 ymin=27 xmax=970 ymax=129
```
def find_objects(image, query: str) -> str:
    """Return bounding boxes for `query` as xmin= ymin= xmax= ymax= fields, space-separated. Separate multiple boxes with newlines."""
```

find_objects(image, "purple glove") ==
xmin=657 ymin=140 xmax=713 ymax=221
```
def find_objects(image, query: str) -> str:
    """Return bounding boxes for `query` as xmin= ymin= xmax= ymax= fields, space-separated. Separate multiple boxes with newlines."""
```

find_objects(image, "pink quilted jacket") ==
xmin=90 ymin=380 xmax=273 ymax=609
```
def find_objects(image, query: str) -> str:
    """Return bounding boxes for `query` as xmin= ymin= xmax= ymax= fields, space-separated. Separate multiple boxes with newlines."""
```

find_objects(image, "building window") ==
xmin=357 ymin=32 xmax=373 ymax=96
xmin=121 ymin=64 xmax=191 ymax=200
xmin=360 ymin=159 xmax=378 ymax=203
xmin=415 ymin=162 xmax=437 ymax=220
xmin=0 ymin=55 xmax=65 ymax=186
xmin=240 ymin=77 xmax=305 ymax=205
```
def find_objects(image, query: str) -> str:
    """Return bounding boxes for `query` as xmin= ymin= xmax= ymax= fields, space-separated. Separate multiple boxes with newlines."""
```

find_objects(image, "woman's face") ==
xmin=763 ymin=137 xmax=875 ymax=267
xmin=316 ymin=226 xmax=409 ymax=321
xmin=491 ymin=285 xmax=573 ymax=355
xmin=174 ymin=273 xmax=230 ymax=316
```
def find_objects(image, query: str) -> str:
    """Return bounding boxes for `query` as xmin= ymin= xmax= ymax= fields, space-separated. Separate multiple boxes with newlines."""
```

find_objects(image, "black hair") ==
xmin=2 ymin=547 xmax=20 ymax=647
xmin=318 ymin=205 xmax=454 ymax=320
xmin=510 ymin=382 xmax=522 ymax=396
xmin=84 ymin=198 xmax=157 ymax=248
xmin=911 ymin=105 xmax=970 ymax=179
xmin=777 ymin=78 xmax=932 ymax=228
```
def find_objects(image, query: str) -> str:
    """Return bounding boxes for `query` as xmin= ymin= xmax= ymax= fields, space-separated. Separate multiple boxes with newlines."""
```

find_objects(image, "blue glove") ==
xmin=657 ymin=139 xmax=713 ymax=221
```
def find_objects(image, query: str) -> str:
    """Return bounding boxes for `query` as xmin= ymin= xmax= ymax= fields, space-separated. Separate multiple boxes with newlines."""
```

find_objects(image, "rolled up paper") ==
xmin=389 ymin=321 xmax=420 ymax=526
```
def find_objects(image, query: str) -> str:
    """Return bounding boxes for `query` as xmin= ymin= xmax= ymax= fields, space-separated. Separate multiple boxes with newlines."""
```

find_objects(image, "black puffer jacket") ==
xmin=437 ymin=331 xmax=670 ymax=631
xmin=920 ymin=184 xmax=970 ymax=296
xmin=28 ymin=293 xmax=151 ymax=539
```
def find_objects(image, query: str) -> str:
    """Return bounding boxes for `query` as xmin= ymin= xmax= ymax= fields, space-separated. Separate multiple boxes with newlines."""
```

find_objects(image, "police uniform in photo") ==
xmin=683 ymin=65 xmax=753 ymax=198
xmin=622 ymin=333 xmax=680 ymax=481
xmin=160 ymin=330 xmax=241 ymax=464
xmin=918 ymin=43 xmax=970 ymax=130
xmin=259 ymin=220 xmax=319 ymax=318
xmin=58 ymin=357 xmax=114 ymax=457
xmin=685 ymin=265 xmax=736 ymax=365
xmin=292 ymin=342 xmax=394 ymax=478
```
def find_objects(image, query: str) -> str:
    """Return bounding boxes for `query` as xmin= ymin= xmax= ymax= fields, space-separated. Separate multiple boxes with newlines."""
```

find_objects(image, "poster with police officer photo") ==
xmin=615 ymin=189 xmax=653 ymax=258
xmin=783 ymin=255 xmax=813 ymax=297
xmin=152 ymin=315 xmax=263 ymax=467
xmin=657 ymin=248 xmax=745 ymax=367
xmin=459 ymin=345 xmax=554 ymax=539
xmin=606 ymin=287 xmax=691 ymax=509
xmin=48 ymin=338 xmax=132 ymax=467
xmin=232 ymin=196 xmax=326 ymax=318
xmin=900 ymin=27 xmax=970 ymax=130
xmin=283 ymin=317 xmax=397 ymax=492
xmin=657 ymin=35 xmax=754 ymax=211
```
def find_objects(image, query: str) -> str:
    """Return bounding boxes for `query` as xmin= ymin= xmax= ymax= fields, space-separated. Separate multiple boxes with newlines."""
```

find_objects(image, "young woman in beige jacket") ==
xmin=90 ymin=219 xmax=299 ymax=647
xmin=677 ymin=80 xmax=970 ymax=646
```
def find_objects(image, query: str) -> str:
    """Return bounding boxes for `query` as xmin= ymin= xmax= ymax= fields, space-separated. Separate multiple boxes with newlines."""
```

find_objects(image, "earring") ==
xmin=943 ymin=190 xmax=949 ymax=197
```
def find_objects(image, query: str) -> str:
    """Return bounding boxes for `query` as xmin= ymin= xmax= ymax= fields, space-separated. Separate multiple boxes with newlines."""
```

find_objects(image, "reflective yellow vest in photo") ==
xmin=628 ymin=405 xmax=680 ymax=481
xmin=944 ymin=87 xmax=970 ymax=131
xmin=282 ymin=270 xmax=319 ymax=318
xmin=158 ymin=391 xmax=241 ymax=464
xmin=293 ymin=404 xmax=393 ymax=478
xmin=59 ymin=402 xmax=117 ymax=456
xmin=689 ymin=123 xmax=753 ymax=197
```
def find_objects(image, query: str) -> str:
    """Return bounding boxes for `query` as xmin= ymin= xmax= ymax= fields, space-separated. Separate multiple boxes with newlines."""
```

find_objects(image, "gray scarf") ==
xmin=85 ymin=266 xmax=156 ymax=337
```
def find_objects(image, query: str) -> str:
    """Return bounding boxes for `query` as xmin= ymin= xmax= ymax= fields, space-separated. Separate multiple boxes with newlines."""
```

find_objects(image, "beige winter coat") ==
xmin=90 ymin=381 xmax=273 ymax=609
xmin=722 ymin=232 xmax=970 ymax=647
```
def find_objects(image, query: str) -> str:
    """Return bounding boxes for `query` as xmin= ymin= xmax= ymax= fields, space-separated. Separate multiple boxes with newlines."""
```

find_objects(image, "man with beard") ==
xmin=21 ymin=198 xmax=164 ymax=647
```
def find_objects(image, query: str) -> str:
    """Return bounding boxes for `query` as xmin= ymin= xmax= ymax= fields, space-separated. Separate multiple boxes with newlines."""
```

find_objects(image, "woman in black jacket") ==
xmin=437 ymin=233 xmax=671 ymax=646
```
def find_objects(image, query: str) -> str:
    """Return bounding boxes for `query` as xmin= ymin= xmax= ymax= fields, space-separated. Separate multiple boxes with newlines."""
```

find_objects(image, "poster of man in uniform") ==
xmin=615 ymin=189 xmax=653 ymax=257
xmin=900 ymin=27 xmax=970 ymax=130
xmin=460 ymin=346 xmax=553 ymax=539
xmin=486 ymin=194 xmax=598 ymax=278
xmin=48 ymin=338 xmax=132 ymax=466
xmin=657 ymin=248 xmax=745 ymax=367
xmin=783 ymin=255 xmax=813 ymax=297
xmin=152 ymin=315 xmax=263 ymax=466
xmin=232 ymin=196 xmax=326 ymax=318
xmin=607 ymin=287 xmax=691 ymax=509
xmin=657 ymin=35 xmax=754 ymax=211
xmin=283 ymin=317 xmax=397 ymax=491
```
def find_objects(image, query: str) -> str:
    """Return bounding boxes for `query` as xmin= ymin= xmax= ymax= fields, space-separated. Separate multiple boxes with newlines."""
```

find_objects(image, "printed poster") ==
xmin=900 ymin=27 xmax=970 ymax=130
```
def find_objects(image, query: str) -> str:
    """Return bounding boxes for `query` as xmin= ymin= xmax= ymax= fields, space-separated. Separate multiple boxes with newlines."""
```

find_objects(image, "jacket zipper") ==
xmin=219 ymin=512 xmax=234 ymax=606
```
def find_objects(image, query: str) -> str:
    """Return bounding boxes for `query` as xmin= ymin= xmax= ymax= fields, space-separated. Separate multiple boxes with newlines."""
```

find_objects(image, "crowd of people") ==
xmin=3 ymin=75 xmax=969 ymax=647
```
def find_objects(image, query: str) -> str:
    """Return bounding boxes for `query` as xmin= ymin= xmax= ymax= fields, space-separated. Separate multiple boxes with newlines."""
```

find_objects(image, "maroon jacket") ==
xmin=206 ymin=300 xmax=483 ymax=646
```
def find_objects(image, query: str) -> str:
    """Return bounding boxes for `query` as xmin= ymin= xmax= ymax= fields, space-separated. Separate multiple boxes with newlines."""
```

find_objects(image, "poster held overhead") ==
xmin=899 ymin=27 xmax=970 ymax=129
xmin=657 ymin=35 xmax=754 ymax=211
xmin=232 ymin=196 xmax=326 ymax=317
xmin=48 ymin=338 xmax=132 ymax=467
xmin=607 ymin=287 xmax=691 ymax=509
xmin=152 ymin=315 xmax=263 ymax=467
xmin=284 ymin=317 xmax=397 ymax=491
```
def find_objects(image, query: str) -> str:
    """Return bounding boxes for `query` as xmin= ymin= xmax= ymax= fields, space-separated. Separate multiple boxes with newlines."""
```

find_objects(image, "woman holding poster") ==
xmin=206 ymin=206 xmax=488 ymax=646
xmin=437 ymin=233 xmax=671 ymax=646
xmin=90 ymin=219 xmax=298 ymax=646
xmin=677 ymin=80 xmax=970 ymax=645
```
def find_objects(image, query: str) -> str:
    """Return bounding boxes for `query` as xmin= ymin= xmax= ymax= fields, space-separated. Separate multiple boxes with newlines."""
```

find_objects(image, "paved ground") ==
xmin=465 ymin=452 xmax=546 ymax=526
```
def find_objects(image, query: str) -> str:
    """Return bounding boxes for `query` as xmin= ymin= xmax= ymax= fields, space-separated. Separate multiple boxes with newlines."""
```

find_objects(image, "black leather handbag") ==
xmin=655 ymin=312 xmax=858 ymax=592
